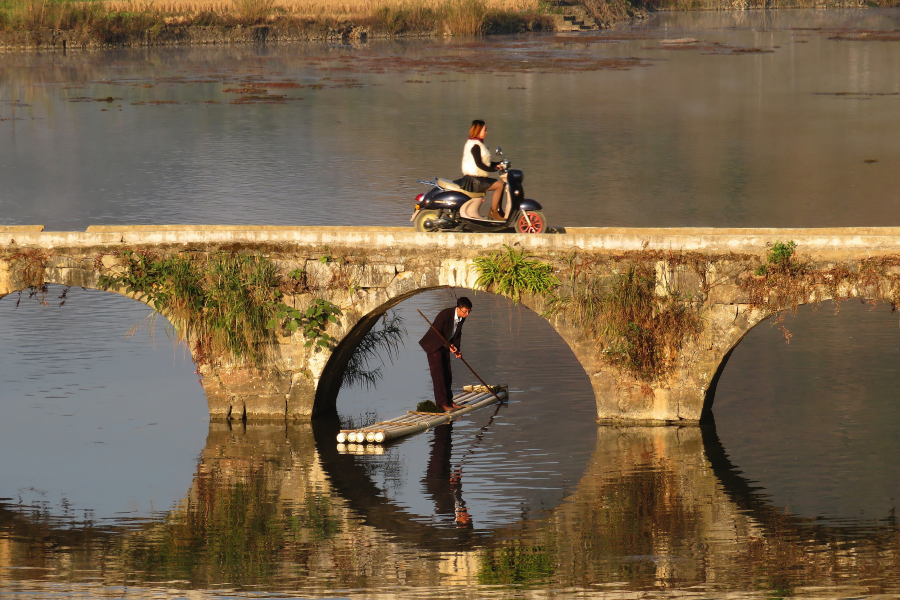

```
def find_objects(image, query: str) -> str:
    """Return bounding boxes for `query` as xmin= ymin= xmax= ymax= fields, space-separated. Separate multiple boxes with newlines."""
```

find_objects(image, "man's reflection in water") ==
xmin=423 ymin=423 xmax=472 ymax=528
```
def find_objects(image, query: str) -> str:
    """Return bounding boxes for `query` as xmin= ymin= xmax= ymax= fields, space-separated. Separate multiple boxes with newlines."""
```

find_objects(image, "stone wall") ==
xmin=4 ymin=226 xmax=900 ymax=423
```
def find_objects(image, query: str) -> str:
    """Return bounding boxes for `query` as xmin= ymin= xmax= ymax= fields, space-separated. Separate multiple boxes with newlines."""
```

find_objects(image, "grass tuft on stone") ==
xmin=99 ymin=250 xmax=283 ymax=366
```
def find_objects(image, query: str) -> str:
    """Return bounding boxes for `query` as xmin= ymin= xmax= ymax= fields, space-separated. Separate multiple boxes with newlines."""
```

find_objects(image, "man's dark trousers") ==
xmin=419 ymin=306 xmax=465 ymax=409
xmin=427 ymin=348 xmax=454 ymax=408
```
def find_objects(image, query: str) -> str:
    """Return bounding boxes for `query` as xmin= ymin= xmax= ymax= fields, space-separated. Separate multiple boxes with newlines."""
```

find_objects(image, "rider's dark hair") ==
xmin=468 ymin=120 xmax=486 ymax=139
xmin=457 ymin=296 xmax=473 ymax=310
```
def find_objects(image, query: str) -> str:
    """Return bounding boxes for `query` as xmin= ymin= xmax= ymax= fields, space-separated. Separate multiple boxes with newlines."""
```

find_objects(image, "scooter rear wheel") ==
xmin=413 ymin=209 xmax=441 ymax=233
xmin=515 ymin=210 xmax=546 ymax=234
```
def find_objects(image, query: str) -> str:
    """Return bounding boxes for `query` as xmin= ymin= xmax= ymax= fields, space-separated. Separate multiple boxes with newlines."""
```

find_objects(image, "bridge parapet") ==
xmin=3 ymin=227 xmax=900 ymax=423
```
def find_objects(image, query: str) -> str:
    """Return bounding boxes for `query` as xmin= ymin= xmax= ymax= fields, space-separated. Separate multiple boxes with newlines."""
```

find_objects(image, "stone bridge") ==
xmin=3 ymin=224 xmax=900 ymax=424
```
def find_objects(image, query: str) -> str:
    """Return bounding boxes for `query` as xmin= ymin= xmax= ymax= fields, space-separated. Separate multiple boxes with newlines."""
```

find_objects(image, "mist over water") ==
xmin=3 ymin=9 xmax=900 ymax=598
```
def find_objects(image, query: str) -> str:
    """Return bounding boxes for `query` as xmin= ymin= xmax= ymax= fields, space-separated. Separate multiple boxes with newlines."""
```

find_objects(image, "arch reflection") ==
xmin=3 ymin=422 xmax=900 ymax=596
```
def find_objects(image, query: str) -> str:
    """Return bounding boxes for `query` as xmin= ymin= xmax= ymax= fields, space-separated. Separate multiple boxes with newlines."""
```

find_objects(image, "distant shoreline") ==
xmin=0 ymin=0 xmax=887 ymax=52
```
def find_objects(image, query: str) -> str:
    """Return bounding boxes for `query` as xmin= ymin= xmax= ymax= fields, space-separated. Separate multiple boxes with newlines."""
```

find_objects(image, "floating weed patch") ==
xmin=262 ymin=81 xmax=302 ymax=88
xmin=813 ymin=91 xmax=898 ymax=98
xmin=827 ymin=30 xmax=900 ymax=42
xmin=649 ymin=41 xmax=776 ymax=54
xmin=222 ymin=87 xmax=268 ymax=93
xmin=230 ymin=94 xmax=297 ymax=104
xmin=292 ymin=41 xmax=654 ymax=75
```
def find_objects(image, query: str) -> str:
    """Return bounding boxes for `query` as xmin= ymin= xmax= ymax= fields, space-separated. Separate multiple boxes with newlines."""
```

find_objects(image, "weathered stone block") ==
xmin=200 ymin=371 xmax=232 ymax=420
xmin=242 ymin=394 xmax=287 ymax=419
xmin=707 ymin=283 xmax=747 ymax=305
xmin=355 ymin=264 xmax=398 ymax=288
xmin=217 ymin=369 xmax=291 ymax=396
xmin=286 ymin=379 xmax=317 ymax=419
xmin=304 ymin=261 xmax=396 ymax=289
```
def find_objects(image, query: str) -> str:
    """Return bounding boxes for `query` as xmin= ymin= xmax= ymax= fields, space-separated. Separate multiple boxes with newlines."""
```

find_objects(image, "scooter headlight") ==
xmin=415 ymin=193 xmax=424 ymax=204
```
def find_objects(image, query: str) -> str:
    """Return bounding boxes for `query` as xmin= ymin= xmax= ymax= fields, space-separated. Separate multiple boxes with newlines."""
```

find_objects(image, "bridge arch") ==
xmin=311 ymin=284 xmax=592 ymax=418
xmin=699 ymin=289 xmax=897 ymax=421
xmin=6 ymin=226 xmax=900 ymax=423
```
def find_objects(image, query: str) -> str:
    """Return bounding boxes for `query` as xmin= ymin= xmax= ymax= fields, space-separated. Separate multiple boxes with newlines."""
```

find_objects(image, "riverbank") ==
xmin=2 ymin=0 xmax=887 ymax=51
xmin=0 ymin=1 xmax=886 ymax=51
xmin=0 ymin=0 xmax=597 ymax=50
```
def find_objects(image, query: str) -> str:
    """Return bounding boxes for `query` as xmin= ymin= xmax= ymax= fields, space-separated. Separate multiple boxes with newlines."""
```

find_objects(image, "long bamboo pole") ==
xmin=416 ymin=309 xmax=504 ymax=404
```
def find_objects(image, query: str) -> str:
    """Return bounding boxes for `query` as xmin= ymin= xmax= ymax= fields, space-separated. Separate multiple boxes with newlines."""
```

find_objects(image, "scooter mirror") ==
xmin=495 ymin=147 xmax=503 ymax=155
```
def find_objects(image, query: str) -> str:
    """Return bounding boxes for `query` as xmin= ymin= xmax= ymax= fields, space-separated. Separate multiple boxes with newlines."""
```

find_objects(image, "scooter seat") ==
xmin=437 ymin=178 xmax=485 ymax=199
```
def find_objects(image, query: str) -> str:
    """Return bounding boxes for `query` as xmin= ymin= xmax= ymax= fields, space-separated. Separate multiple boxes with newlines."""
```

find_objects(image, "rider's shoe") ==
xmin=488 ymin=208 xmax=503 ymax=221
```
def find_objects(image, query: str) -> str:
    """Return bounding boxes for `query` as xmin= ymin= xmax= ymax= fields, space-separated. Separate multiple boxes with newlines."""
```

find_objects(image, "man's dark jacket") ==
xmin=419 ymin=307 xmax=465 ymax=354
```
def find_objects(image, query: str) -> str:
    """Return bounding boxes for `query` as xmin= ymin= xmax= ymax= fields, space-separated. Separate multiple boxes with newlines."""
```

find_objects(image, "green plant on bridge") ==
xmin=98 ymin=250 xmax=282 ymax=366
xmin=754 ymin=240 xmax=797 ymax=276
xmin=473 ymin=245 xmax=559 ymax=303
xmin=267 ymin=298 xmax=343 ymax=348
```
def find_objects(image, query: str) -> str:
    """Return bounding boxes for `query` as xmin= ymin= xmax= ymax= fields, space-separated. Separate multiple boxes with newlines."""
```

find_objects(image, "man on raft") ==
xmin=419 ymin=297 xmax=472 ymax=412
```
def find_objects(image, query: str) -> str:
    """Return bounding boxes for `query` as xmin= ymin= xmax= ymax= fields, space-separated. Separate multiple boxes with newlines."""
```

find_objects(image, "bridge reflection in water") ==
xmin=2 ymin=423 xmax=899 ymax=598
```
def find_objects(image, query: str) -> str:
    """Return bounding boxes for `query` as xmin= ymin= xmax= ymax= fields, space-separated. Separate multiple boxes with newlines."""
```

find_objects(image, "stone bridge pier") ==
xmin=4 ymin=225 xmax=900 ymax=424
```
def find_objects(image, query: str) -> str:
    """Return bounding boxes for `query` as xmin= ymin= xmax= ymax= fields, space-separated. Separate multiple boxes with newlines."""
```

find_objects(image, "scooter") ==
xmin=409 ymin=149 xmax=547 ymax=234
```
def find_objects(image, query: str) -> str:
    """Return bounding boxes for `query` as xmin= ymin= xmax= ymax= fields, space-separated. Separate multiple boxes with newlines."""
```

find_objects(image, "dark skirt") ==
xmin=455 ymin=175 xmax=496 ymax=194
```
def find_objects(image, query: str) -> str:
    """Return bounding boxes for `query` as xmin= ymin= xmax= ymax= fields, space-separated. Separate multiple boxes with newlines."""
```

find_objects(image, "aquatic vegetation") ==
xmin=473 ymin=244 xmax=559 ymax=303
xmin=415 ymin=399 xmax=443 ymax=412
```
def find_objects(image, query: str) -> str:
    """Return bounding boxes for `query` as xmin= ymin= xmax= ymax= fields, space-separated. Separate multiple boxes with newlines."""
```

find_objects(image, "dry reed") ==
xmin=1 ymin=0 xmax=543 ymax=35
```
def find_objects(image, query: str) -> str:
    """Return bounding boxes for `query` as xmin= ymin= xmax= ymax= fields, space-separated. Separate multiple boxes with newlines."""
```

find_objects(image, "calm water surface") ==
xmin=3 ymin=9 xmax=900 ymax=599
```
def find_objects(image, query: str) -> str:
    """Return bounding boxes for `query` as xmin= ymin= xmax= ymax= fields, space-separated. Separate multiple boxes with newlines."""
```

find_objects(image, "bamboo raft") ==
xmin=336 ymin=385 xmax=508 ymax=446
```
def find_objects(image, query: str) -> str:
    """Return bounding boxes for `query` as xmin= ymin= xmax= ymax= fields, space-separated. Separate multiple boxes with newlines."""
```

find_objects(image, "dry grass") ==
xmin=102 ymin=0 xmax=538 ymax=19
xmin=0 ymin=0 xmax=543 ymax=35
xmin=547 ymin=259 xmax=702 ymax=381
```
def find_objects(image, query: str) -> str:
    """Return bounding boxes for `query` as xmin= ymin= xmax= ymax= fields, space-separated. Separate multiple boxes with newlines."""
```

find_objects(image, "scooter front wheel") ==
xmin=515 ymin=210 xmax=546 ymax=234
xmin=413 ymin=209 xmax=441 ymax=233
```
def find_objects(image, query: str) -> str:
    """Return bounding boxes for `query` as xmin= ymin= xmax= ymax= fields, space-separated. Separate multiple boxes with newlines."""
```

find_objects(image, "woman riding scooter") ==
xmin=455 ymin=120 xmax=505 ymax=221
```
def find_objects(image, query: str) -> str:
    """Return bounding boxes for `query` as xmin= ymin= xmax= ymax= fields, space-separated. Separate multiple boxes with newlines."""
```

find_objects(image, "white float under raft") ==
xmin=336 ymin=385 xmax=508 ymax=446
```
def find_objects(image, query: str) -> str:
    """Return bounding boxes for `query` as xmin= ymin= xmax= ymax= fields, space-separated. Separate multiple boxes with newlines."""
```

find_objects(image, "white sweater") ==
xmin=461 ymin=139 xmax=492 ymax=177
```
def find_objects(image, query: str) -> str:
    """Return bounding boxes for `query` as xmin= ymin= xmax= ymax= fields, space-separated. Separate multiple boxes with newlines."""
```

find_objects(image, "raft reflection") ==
xmin=2 ymin=423 xmax=899 ymax=598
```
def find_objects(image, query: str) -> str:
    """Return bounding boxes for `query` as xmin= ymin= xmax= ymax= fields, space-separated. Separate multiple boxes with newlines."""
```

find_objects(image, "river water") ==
xmin=3 ymin=9 xmax=900 ymax=599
